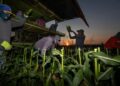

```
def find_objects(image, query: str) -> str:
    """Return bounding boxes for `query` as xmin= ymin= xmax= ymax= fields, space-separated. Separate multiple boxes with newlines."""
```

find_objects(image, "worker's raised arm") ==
xmin=66 ymin=26 xmax=77 ymax=39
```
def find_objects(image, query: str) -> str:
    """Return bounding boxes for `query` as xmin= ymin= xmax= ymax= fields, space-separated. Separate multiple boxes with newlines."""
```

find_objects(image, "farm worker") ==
xmin=67 ymin=26 xmax=85 ymax=63
xmin=34 ymin=34 xmax=61 ymax=56
xmin=0 ymin=4 xmax=27 ymax=65
xmin=67 ymin=26 xmax=85 ymax=49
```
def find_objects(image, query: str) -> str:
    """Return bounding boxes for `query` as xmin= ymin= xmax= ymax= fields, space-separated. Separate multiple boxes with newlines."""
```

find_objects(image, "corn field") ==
xmin=0 ymin=45 xmax=120 ymax=86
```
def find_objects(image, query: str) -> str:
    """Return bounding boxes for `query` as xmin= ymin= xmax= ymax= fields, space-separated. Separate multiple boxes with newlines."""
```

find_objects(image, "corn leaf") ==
xmin=72 ymin=69 xmax=84 ymax=86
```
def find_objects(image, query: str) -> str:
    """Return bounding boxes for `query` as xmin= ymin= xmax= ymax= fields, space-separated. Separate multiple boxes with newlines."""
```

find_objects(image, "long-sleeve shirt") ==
xmin=34 ymin=36 xmax=55 ymax=55
xmin=34 ymin=35 xmax=60 ymax=55
xmin=0 ymin=15 xmax=26 ymax=50
xmin=68 ymin=31 xmax=85 ymax=49
xmin=75 ymin=35 xmax=85 ymax=48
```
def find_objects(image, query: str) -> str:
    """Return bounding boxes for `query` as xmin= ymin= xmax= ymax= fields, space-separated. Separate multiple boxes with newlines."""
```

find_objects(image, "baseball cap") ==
xmin=77 ymin=29 xmax=84 ymax=32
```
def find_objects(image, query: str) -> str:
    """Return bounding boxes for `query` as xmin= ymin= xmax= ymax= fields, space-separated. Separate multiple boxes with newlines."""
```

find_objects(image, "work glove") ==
xmin=1 ymin=41 xmax=12 ymax=50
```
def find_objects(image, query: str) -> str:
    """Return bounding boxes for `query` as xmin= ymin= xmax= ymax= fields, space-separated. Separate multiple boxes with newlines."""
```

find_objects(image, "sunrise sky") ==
xmin=57 ymin=0 xmax=120 ymax=45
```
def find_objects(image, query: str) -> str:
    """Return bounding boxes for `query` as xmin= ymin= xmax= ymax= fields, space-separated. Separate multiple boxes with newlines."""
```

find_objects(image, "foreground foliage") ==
xmin=0 ymin=46 xmax=120 ymax=86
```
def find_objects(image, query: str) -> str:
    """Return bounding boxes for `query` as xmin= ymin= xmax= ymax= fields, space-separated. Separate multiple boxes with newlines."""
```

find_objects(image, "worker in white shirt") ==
xmin=34 ymin=34 xmax=61 ymax=56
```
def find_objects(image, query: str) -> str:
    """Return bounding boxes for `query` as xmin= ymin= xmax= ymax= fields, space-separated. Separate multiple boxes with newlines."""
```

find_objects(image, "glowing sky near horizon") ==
xmin=57 ymin=0 xmax=120 ymax=45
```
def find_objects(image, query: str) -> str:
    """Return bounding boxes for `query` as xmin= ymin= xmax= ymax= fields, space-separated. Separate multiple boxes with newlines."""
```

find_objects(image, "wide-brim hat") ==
xmin=0 ymin=4 xmax=15 ymax=16
xmin=0 ymin=4 xmax=11 ymax=11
